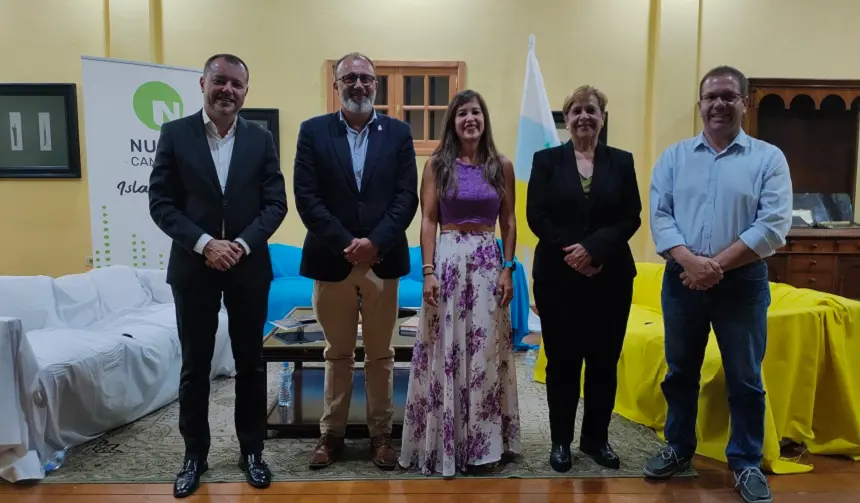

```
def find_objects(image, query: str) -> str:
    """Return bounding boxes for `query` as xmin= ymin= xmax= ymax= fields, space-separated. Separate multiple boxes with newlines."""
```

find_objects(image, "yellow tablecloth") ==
xmin=532 ymin=262 xmax=860 ymax=474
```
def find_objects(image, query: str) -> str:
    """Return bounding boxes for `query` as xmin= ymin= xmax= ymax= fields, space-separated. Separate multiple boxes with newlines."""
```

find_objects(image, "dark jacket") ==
xmin=293 ymin=112 xmax=419 ymax=282
xmin=148 ymin=110 xmax=288 ymax=289
xmin=527 ymin=141 xmax=641 ymax=284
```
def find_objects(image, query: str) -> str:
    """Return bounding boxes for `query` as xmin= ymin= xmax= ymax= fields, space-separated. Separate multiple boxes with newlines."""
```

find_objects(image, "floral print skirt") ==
xmin=398 ymin=230 xmax=521 ymax=477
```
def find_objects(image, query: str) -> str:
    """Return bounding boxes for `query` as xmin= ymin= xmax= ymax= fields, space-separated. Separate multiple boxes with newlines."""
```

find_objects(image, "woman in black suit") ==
xmin=527 ymin=85 xmax=642 ymax=472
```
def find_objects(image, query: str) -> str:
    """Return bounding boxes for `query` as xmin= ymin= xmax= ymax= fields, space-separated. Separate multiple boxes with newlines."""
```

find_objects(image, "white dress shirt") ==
xmin=192 ymin=110 xmax=251 ymax=256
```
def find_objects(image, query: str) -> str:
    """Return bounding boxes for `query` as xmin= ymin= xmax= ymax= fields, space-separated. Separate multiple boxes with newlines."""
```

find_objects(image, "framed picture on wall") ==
xmin=239 ymin=108 xmax=280 ymax=158
xmin=0 ymin=83 xmax=81 ymax=178
xmin=552 ymin=111 xmax=608 ymax=145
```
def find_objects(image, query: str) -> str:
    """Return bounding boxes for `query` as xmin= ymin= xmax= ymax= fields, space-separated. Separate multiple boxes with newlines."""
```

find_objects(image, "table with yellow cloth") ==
xmin=532 ymin=261 xmax=860 ymax=474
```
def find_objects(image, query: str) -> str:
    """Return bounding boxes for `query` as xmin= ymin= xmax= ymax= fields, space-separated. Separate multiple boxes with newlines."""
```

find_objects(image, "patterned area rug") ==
xmin=43 ymin=355 xmax=696 ymax=483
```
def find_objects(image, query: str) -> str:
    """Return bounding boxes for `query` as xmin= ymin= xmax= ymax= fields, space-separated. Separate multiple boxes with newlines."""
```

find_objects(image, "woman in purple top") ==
xmin=398 ymin=90 xmax=520 ymax=477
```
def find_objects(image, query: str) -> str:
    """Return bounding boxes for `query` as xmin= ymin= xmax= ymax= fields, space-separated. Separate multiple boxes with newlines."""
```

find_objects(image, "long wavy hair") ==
xmin=430 ymin=89 xmax=505 ymax=200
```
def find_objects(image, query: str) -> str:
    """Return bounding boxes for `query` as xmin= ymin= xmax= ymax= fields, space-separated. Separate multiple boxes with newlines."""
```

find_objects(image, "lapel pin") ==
xmin=378 ymin=125 xmax=382 ymax=131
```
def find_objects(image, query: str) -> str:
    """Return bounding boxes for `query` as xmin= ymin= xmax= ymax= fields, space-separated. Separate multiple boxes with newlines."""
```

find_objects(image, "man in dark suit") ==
xmin=148 ymin=53 xmax=287 ymax=498
xmin=293 ymin=52 xmax=418 ymax=471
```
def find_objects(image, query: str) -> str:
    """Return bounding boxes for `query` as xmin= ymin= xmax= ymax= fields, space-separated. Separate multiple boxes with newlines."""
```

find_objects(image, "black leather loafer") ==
xmin=580 ymin=442 xmax=620 ymax=469
xmin=173 ymin=458 xmax=207 ymax=498
xmin=239 ymin=453 xmax=272 ymax=489
xmin=549 ymin=443 xmax=572 ymax=473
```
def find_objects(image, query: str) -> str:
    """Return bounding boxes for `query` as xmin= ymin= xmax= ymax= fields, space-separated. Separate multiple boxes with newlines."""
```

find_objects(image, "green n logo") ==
xmin=133 ymin=81 xmax=183 ymax=131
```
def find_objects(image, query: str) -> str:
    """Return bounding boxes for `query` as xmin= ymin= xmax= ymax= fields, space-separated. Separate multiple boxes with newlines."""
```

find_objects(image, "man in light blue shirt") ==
xmin=340 ymin=108 xmax=376 ymax=190
xmin=643 ymin=66 xmax=792 ymax=503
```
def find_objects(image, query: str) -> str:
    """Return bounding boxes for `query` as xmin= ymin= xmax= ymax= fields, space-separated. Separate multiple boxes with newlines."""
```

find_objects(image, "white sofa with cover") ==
xmin=0 ymin=265 xmax=236 ymax=483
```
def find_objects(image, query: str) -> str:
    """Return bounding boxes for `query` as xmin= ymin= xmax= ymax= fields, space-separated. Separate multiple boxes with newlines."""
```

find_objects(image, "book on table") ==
xmin=269 ymin=307 xmax=422 ymax=342
xmin=399 ymin=315 xmax=419 ymax=336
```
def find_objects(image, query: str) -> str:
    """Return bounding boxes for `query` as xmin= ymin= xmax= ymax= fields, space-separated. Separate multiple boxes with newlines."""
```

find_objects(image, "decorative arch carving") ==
xmin=757 ymin=94 xmax=786 ymax=110
xmin=821 ymin=94 xmax=848 ymax=111
xmin=745 ymin=78 xmax=860 ymax=139
xmin=749 ymin=78 xmax=860 ymax=110
xmin=788 ymin=94 xmax=816 ymax=110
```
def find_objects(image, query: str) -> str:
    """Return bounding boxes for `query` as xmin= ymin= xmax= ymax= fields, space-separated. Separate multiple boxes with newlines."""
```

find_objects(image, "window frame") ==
xmin=325 ymin=60 xmax=467 ymax=155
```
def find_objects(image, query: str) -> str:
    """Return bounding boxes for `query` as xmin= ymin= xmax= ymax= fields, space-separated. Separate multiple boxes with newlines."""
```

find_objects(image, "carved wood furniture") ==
xmin=766 ymin=228 xmax=860 ymax=299
xmin=746 ymin=79 xmax=860 ymax=299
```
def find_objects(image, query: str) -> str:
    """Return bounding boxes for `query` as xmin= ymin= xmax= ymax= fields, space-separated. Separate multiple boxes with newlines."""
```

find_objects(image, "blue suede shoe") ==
xmin=734 ymin=467 xmax=772 ymax=503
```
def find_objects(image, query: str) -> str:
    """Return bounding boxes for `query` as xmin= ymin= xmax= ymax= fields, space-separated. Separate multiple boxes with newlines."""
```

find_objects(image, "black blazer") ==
xmin=527 ymin=141 xmax=641 ymax=284
xmin=148 ymin=110 xmax=288 ymax=289
xmin=293 ymin=112 xmax=419 ymax=282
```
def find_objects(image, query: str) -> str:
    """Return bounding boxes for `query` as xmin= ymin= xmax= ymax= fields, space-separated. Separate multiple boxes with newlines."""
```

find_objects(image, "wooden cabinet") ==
xmin=765 ymin=228 xmax=860 ymax=299
xmin=745 ymin=78 xmax=860 ymax=203
xmin=746 ymin=78 xmax=860 ymax=299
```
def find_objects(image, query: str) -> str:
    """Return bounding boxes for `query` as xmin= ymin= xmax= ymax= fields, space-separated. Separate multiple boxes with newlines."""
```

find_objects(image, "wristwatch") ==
xmin=502 ymin=260 xmax=516 ymax=271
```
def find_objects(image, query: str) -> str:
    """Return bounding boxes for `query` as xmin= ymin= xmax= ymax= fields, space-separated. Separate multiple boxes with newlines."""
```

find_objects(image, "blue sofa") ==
xmin=266 ymin=243 xmax=532 ymax=349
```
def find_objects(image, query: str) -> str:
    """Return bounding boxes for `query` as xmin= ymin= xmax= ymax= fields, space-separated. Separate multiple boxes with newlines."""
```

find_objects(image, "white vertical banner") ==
xmin=81 ymin=56 xmax=203 ymax=270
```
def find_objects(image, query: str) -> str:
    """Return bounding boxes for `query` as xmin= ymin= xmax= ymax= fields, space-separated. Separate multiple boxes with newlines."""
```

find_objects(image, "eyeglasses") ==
xmin=700 ymin=93 xmax=743 ymax=105
xmin=338 ymin=73 xmax=376 ymax=86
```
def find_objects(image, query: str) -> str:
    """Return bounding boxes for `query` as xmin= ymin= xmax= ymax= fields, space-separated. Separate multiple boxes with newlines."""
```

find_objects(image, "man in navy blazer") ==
xmin=293 ymin=52 xmax=418 ymax=471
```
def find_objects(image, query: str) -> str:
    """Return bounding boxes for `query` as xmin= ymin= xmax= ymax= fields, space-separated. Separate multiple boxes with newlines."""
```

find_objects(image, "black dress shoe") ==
xmin=549 ymin=443 xmax=572 ymax=473
xmin=173 ymin=459 xmax=207 ymax=498
xmin=239 ymin=453 xmax=272 ymax=489
xmin=580 ymin=441 xmax=620 ymax=469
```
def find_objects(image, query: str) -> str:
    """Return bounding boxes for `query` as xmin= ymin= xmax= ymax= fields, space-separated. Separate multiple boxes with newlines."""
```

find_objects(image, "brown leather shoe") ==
xmin=308 ymin=435 xmax=344 ymax=470
xmin=370 ymin=434 xmax=397 ymax=470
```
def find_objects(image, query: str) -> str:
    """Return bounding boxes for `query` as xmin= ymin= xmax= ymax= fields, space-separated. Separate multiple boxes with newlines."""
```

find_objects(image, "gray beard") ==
xmin=340 ymin=93 xmax=375 ymax=114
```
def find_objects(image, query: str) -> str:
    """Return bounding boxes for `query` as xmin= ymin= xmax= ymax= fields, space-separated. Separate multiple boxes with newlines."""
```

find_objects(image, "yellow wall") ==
xmin=3 ymin=0 xmax=860 ymax=278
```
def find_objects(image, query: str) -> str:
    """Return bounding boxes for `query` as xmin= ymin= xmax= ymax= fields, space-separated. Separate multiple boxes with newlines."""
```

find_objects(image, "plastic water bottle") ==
xmin=523 ymin=348 xmax=539 ymax=381
xmin=278 ymin=362 xmax=293 ymax=407
xmin=43 ymin=445 xmax=70 ymax=473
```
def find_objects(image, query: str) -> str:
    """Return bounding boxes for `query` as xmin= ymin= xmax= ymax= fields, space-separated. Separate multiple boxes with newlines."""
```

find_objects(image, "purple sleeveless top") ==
xmin=438 ymin=159 xmax=501 ymax=226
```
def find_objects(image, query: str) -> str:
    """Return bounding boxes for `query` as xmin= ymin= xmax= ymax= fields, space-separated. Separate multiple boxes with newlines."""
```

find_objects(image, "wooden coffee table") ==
xmin=263 ymin=306 xmax=418 ymax=438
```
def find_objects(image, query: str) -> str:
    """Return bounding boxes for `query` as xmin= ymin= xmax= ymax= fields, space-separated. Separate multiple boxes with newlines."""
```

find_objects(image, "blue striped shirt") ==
xmin=649 ymin=129 xmax=793 ymax=259
xmin=339 ymin=110 xmax=377 ymax=190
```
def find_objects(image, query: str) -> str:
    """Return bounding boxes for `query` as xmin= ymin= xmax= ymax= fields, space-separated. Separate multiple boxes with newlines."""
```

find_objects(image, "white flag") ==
xmin=513 ymin=34 xmax=561 ymax=275
xmin=514 ymin=34 xmax=561 ymax=182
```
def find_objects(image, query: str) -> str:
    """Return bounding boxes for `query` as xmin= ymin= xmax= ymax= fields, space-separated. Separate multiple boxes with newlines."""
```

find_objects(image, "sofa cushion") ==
xmin=266 ymin=276 xmax=314 ymax=333
xmin=25 ymin=327 xmax=129 ymax=420
xmin=407 ymin=246 xmax=424 ymax=282
xmin=88 ymin=303 xmax=178 ymax=343
xmin=87 ymin=266 xmax=152 ymax=313
xmin=24 ymin=321 xmax=179 ymax=438
xmin=269 ymin=244 xmax=302 ymax=279
xmin=135 ymin=269 xmax=173 ymax=304
xmin=52 ymin=273 xmax=102 ymax=329
xmin=0 ymin=276 xmax=61 ymax=332
xmin=27 ymin=328 xmax=125 ymax=372
xmin=399 ymin=278 xmax=423 ymax=309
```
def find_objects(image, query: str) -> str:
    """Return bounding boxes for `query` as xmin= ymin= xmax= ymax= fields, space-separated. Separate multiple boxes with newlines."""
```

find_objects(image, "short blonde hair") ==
xmin=562 ymin=85 xmax=608 ymax=115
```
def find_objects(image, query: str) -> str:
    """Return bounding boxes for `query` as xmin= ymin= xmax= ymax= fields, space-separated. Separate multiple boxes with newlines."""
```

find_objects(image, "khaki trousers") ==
xmin=313 ymin=264 xmax=399 ymax=438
